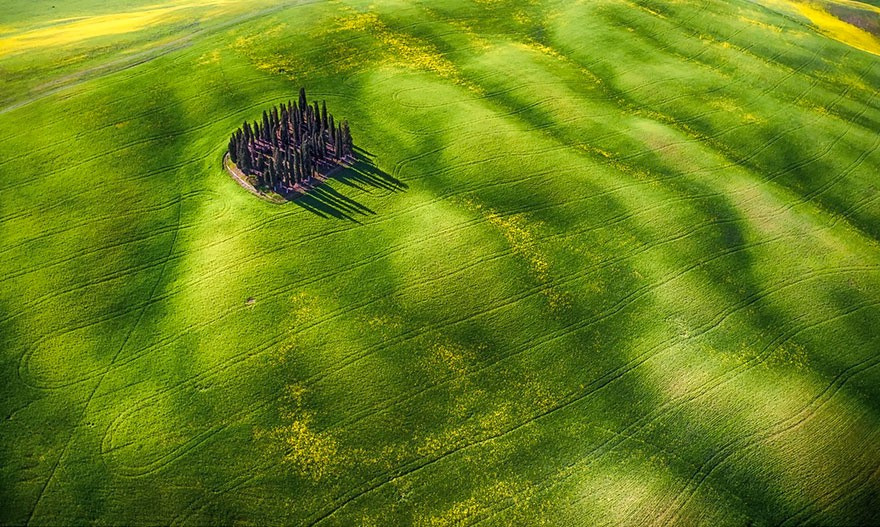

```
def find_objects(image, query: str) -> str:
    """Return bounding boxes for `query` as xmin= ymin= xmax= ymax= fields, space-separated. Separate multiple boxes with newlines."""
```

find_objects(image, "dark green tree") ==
xmin=298 ymin=88 xmax=307 ymax=118
xmin=228 ymin=135 xmax=238 ymax=164
xmin=227 ymin=89 xmax=354 ymax=190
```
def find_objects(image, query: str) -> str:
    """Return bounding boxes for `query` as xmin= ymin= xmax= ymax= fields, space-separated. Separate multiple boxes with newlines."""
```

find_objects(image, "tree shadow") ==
xmin=290 ymin=149 xmax=407 ymax=222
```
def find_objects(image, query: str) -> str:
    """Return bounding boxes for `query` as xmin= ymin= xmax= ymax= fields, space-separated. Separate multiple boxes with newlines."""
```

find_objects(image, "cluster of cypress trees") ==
xmin=227 ymin=88 xmax=353 ymax=191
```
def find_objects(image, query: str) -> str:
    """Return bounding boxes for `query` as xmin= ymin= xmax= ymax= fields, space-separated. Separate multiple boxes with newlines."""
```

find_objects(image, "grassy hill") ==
xmin=1 ymin=0 xmax=879 ymax=524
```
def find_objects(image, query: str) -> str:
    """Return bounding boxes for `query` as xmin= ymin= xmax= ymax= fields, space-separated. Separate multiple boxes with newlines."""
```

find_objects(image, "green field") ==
xmin=2 ymin=0 xmax=880 ymax=524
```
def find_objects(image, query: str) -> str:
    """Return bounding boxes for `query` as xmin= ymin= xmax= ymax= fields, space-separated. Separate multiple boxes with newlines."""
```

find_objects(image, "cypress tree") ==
xmin=281 ymin=122 xmax=290 ymax=150
xmin=228 ymin=135 xmax=238 ymax=164
xmin=262 ymin=158 xmax=269 ymax=184
xmin=240 ymin=143 xmax=252 ymax=173
xmin=273 ymin=150 xmax=283 ymax=183
xmin=295 ymin=155 xmax=304 ymax=184
xmin=341 ymin=120 xmax=353 ymax=157
xmin=236 ymin=140 xmax=245 ymax=169
xmin=313 ymin=101 xmax=321 ymax=131
xmin=227 ymin=90 xmax=353 ymax=192
xmin=262 ymin=111 xmax=271 ymax=141
xmin=299 ymin=88 xmax=307 ymax=117
xmin=336 ymin=124 xmax=344 ymax=158
xmin=302 ymin=140 xmax=311 ymax=176
xmin=285 ymin=109 xmax=293 ymax=143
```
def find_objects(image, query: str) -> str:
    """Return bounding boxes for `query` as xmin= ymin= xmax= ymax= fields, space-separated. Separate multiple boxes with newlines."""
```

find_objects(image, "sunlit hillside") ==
xmin=1 ymin=0 xmax=879 ymax=525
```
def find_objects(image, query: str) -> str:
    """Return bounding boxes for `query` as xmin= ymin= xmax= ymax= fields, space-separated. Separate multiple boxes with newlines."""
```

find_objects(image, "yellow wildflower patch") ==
xmin=796 ymin=2 xmax=880 ymax=55
xmin=274 ymin=416 xmax=339 ymax=480
xmin=334 ymin=11 xmax=480 ymax=91
xmin=765 ymin=0 xmax=880 ymax=55
xmin=738 ymin=15 xmax=784 ymax=33
xmin=519 ymin=39 xmax=603 ymax=85
xmin=448 ymin=19 xmax=492 ymax=50
xmin=258 ymin=384 xmax=344 ymax=481
xmin=197 ymin=49 xmax=221 ymax=65
xmin=421 ymin=480 xmax=528 ymax=527
xmin=231 ymin=22 xmax=304 ymax=78
xmin=0 ymin=6 xmax=183 ymax=57
xmin=431 ymin=342 xmax=472 ymax=376
xmin=463 ymin=198 xmax=571 ymax=311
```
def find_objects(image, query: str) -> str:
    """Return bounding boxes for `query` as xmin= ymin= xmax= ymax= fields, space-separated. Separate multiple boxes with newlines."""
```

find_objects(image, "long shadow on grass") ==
xmin=291 ymin=149 xmax=407 ymax=222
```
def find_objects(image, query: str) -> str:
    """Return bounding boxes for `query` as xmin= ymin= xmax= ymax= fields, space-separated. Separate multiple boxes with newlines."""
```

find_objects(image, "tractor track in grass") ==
xmin=0 ymin=62 xmax=269 ymax=172
xmin=315 ymin=291 xmax=880 ymax=527
xmin=405 ymin=75 xmax=870 ymax=246
xmin=31 ymin=78 xmax=876 ymax=440
xmin=5 ymin=5 xmax=860 ymax=318
xmin=24 ymin=187 xmax=183 ymax=525
xmin=96 ymin=221 xmax=760 ymax=480
xmin=330 ymin=261 xmax=880 ymax=438
xmin=0 ymin=88 xmax=322 ymax=194
xmin=0 ymin=171 xmax=219 ymax=293
xmin=79 ymin=193 xmax=816 ymax=401
xmin=782 ymin=449 xmax=880 ymax=526
xmin=477 ymin=59 xmax=878 ymax=229
xmin=306 ymin=255 xmax=880 ymax=504
xmin=0 ymin=0 xmax=322 ymax=118
xmin=393 ymin=32 xmax=864 ymax=205
xmin=502 ymin=289 xmax=880 ymax=523
xmin=0 ymin=9 xmax=444 ymax=153
xmin=284 ymin=101 xmax=880 ymax=516
xmin=0 ymin=187 xmax=216 ymax=260
xmin=7 ymin=134 xmax=615 ymax=348
xmin=386 ymin=10 xmax=752 ymax=118
xmin=5 ymin=0 xmax=880 ymax=522
xmin=0 ymin=41 xmax=401 ymax=191
xmin=14 ymin=198 xmax=505 ymax=390
xmin=13 ymin=54 xmax=872 ymax=396
xmin=660 ymin=301 xmax=880 ymax=525
xmin=177 ymin=218 xmax=872 ymax=524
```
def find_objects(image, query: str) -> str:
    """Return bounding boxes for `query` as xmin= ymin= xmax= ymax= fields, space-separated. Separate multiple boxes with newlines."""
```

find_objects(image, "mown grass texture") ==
xmin=1 ymin=0 xmax=879 ymax=525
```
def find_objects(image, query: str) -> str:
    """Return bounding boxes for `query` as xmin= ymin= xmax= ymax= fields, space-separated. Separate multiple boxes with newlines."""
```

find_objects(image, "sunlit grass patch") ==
xmin=334 ymin=10 xmax=480 ymax=90
xmin=0 ymin=6 xmax=186 ymax=57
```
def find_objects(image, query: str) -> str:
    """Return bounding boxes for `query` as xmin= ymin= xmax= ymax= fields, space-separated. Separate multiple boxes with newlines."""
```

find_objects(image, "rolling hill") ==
xmin=1 ymin=0 xmax=879 ymax=524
